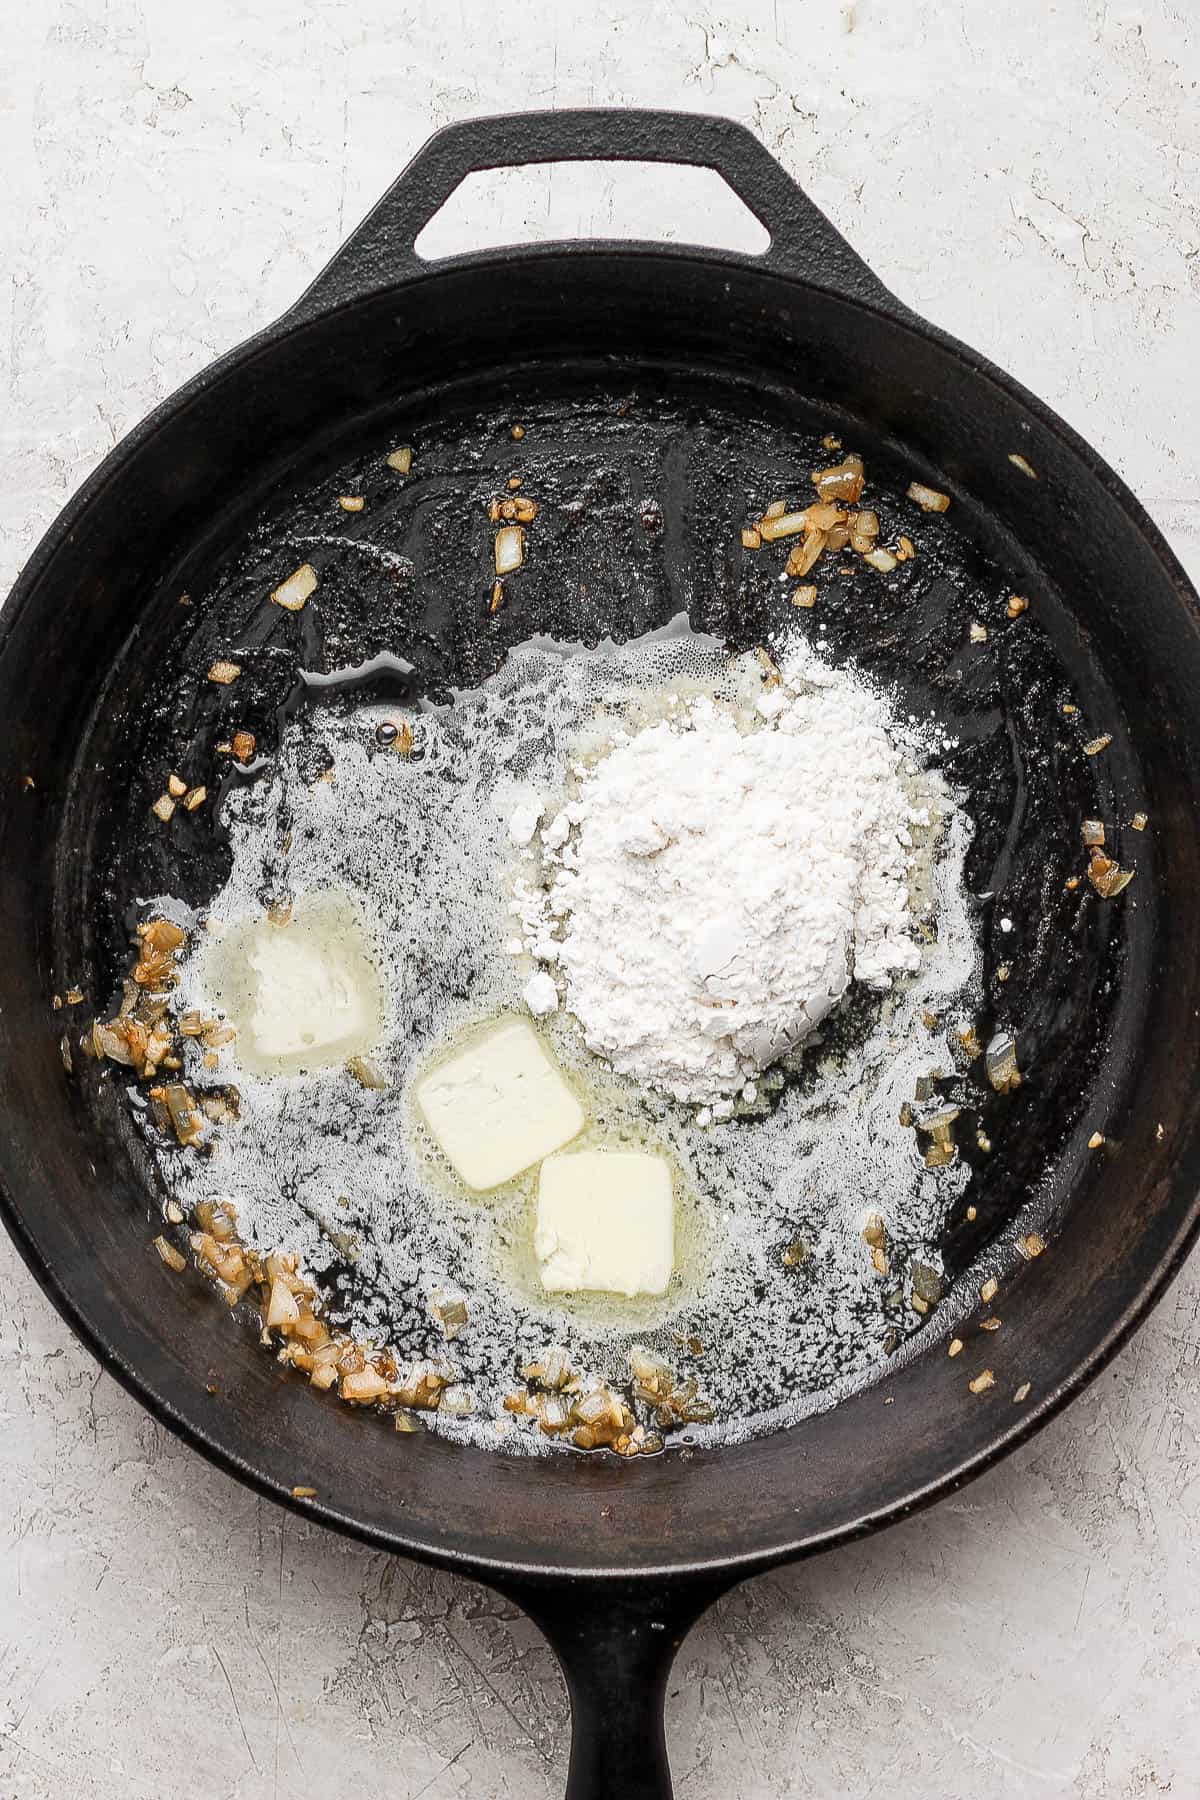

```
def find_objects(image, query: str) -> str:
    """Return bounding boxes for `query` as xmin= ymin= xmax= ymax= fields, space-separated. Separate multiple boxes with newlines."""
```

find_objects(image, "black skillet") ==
xmin=3 ymin=110 xmax=1200 ymax=1798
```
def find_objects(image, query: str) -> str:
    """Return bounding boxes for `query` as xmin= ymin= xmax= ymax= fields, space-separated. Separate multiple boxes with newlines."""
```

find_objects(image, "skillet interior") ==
xmin=84 ymin=361 xmax=1136 ymax=1424
xmin=3 ymin=250 xmax=1200 ymax=1579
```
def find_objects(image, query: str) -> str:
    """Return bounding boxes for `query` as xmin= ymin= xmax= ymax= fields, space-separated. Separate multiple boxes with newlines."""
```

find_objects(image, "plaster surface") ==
xmin=2 ymin=3 xmax=1199 ymax=1794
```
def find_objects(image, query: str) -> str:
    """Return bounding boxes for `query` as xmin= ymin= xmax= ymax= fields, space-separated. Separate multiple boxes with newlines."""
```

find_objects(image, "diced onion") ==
xmin=495 ymin=525 xmax=525 ymax=574
xmin=906 ymin=481 xmax=950 ymax=512
xmin=271 ymin=563 xmax=318 ymax=611
xmin=539 ymin=1396 xmax=571 ymax=1433
xmin=143 ymin=920 xmax=186 ymax=951
xmin=985 ymin=1032 xmax=1021 ymax=1093
xmin=805 ymin=502 xmax=846 ymax=532
xmin=341 ymin=1367 xmax=390 ymax=1403
xmin=810 ymin=453 xmax=865 ymax=503
xmin=347 ymin=1054 xmax=389 ymax=1090
xmin=787 ymin=531 xmax=826 ymax=577
xmin=266 ymin=1276 xmax=301 ymax=1329
xmin=629 ymin=1346 xmax=669 ymax=1388
xmin=759 ymin=511 xmax=810 ymax=542
xmin=574 ymin=1388 xmax=617 ymax=1425
xmin=164 ymin=1083 xmax=204 ymax=1147
xmin=1088 ymin=853 xmax=1135 ymax=899
xmin=154 ymin=1235 xmax=186 ymax=1273
xmin=439 ymin=1384 xmax=474 ymax=1416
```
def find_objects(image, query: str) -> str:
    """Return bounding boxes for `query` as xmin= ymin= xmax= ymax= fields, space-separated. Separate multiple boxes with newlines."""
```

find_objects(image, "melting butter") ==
xmin=196 ymin=891 xmax=384 ymax=1076
xmin=413 ymin=1014 xmax=586 ymax=1192
xmin=535 ymin=1147 xmax=675 ymax=1298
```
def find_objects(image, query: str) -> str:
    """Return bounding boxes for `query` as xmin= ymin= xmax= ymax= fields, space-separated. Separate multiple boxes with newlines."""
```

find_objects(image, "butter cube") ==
xmin=246 ymin=928 xmax=376 ymax=1064
xmin=415 ymin=1016 xmax=585 ymax=1192
xmin=196 ymin=894 xmax=383 ymax=1077
xmin=535 ymin=1149 xmax=674 ymax=1298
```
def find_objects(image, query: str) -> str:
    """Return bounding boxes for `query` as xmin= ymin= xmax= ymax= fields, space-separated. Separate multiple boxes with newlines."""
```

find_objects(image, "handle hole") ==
xmin=413 ymin=160 xmax=772 ymax=261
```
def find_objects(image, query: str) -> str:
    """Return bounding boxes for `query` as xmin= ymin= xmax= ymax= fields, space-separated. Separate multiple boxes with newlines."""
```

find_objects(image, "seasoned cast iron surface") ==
xmin=66 ymin=364 xmax=1143 ymax=1411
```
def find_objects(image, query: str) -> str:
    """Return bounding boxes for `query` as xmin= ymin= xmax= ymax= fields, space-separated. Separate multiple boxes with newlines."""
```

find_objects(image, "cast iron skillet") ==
xmin=3 ymin=110 xmax=1200 ymax=1798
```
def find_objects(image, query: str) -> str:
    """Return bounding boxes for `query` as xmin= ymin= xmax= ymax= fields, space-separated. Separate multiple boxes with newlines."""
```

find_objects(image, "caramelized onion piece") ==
xmin=271 ymin=564 xmax=318 ymax=611
xmin=786 ymin=530 xmax=827 ymax=577
xmin=495 ymin=525 xmax=525 ymax=574
xmin=906 ymin=481 xmax=950 ymax=512
xmin=154 ymin=1235 xmax=186 ymax=1273
xmin=810 ymin=453 xmax=865 ymax=503
xmin=985 ymin=1032 xmax=1021 ymax=1093
xmin=164 ymin=1083 xmax=205 ymax=1148
xmin=1088 ymin=852 xmax=1135 ymax=899
xmin=348 ymin=1054 xmax=389 ymax=1090
xmin=759 ymin=510 xmax=810 ymax=542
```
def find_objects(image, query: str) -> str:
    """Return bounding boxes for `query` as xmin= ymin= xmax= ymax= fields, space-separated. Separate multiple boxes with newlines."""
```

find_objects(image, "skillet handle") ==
xmin=286 ymin=107 xmax=903 ymax=321
xmin=493 ymin=1572 xmax=733 ymax=1799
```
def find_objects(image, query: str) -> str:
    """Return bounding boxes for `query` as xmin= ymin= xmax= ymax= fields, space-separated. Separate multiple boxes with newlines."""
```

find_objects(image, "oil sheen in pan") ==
xmin=83 ymin=372 xmax=1133 ymax=1450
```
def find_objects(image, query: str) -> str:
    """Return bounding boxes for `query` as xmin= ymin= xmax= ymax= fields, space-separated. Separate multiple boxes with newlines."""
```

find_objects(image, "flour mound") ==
xmin=523 ymin=646 xmax=930 ymax=1110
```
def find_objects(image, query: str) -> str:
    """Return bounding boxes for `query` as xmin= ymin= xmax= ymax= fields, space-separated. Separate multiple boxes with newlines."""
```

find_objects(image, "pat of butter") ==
xmin=535 ymin=1149 xmax=674 ymax=1298
xmin=415 ymin=1016 xmax=585 ymax=1192
xmin=195 ymin=894 xmax=384 ymax=1076
xmin=246 ymin=927 xmax=377 ymax=1064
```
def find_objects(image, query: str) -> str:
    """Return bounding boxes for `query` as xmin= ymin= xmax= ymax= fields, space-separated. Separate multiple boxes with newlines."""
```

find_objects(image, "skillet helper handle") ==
xmin=287 ymin=107 xmax=904 ymax=321
xmin=498 ymin=1575 xmax=730 ymax=1800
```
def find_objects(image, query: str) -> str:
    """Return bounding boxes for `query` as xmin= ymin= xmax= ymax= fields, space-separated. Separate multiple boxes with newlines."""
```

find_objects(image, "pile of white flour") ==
xmin=512 ymin=643 xmax=930 ymax=1114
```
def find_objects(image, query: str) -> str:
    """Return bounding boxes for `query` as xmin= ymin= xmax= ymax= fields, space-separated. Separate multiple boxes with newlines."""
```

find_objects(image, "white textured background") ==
xmin=3 ymin=3 xmax=1200 ymax=1796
